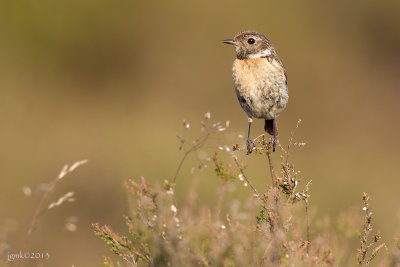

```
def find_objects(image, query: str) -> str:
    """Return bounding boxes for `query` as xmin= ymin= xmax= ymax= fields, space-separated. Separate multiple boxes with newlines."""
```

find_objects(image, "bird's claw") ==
xmin=272 ymin=136 xmax=277 ymax=152
xmin=246 ymin=139 xmax=255 ymax=155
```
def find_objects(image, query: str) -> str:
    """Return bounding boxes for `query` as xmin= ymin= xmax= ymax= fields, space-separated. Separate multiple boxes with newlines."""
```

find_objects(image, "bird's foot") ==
xmin=246 ymin=138 xmax=255 ymax=155
xmin=271 ymin=136 xmax=277 ymax=152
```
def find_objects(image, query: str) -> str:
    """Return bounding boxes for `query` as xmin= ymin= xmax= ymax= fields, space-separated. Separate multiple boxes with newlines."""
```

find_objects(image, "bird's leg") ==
xmin=272 ymin=119 xmax=278 ymax=152
xmin=246 ymin=117 xmax=254 ymax=154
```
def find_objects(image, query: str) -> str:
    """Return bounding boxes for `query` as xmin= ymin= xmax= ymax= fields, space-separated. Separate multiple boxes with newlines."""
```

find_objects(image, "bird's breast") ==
xmin=232 ymin=58 xmax=289 ymax=119
xmin=232 ymin=58 xmax=286 ymax=94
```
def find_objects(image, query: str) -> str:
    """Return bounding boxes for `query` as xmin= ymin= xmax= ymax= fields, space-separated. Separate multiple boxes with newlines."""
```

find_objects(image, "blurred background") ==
xmin=1 ymin=0 xmax=399 ymax=265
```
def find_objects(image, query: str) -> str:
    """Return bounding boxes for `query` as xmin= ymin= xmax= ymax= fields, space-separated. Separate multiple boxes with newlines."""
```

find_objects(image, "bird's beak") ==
xmin=222 ymin=39 xmax=236 ymax=45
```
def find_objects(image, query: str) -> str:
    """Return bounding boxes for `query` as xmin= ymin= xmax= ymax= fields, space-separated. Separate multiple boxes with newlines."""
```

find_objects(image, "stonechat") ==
xmin=223 ymin=30 xmax=289 ymax=153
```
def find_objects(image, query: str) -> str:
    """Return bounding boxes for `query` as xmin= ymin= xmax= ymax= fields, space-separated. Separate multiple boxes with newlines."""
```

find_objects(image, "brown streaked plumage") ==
xmin=223 ymin=30 xmax=289 ymax=153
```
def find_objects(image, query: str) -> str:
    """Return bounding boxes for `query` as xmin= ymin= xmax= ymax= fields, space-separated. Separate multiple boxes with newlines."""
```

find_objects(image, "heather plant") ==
xmin=93 ymin=114 xmax=393 ymax=266
xmin=356 ymin=193 xmax=390 ymax=266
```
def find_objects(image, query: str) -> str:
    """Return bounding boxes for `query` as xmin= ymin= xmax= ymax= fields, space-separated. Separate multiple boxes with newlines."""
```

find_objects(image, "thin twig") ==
xmin=173 ymin=151 xmax=190 ymax=183
xmin=253 ymin=133 xmax=266 ymax=143
xmin=305 ymin=199 xmax=310 ymax=253
xmin=173 ymin=132 xmax=211 ymax=183
xmin=266 ymin=145 xmax=276 ymax=187
xmin=233 ymin=156 xmax=259 ymax=196
xmin=285 ymin=119 xmax=302 ymax=168
xmin=22 ymin=179 xmax=57 ymax=251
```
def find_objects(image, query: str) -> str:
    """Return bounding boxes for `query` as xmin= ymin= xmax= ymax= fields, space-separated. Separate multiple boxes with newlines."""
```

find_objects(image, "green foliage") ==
xmin=212 ymin=152 xmax=239 ymax=182
xmin=103 ymin=256 xmax=115 ymax=267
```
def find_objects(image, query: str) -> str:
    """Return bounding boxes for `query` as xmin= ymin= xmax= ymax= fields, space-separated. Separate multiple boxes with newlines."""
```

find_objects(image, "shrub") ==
xmin=93 ymin=115 xmax=392 ymax=266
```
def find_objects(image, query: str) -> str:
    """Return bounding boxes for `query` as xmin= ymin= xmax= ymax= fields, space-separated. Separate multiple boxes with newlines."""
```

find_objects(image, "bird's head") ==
xmin=223 ymin=30 xmax=275 ymax=60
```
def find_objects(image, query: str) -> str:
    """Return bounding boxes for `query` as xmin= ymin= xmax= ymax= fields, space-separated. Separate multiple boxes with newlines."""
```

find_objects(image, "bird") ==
xmin=223 ymin=30 xmax=289 ymax=153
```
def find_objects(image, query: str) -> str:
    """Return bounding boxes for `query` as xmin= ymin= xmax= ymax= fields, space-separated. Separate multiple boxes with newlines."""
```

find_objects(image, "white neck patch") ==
xmin=248 ymin=49 xmax=272 ymax=59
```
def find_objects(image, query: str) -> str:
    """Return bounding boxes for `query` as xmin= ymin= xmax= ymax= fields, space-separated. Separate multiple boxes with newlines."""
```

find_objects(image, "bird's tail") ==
xmin=264 ymin=119 xmax=274 ymax=135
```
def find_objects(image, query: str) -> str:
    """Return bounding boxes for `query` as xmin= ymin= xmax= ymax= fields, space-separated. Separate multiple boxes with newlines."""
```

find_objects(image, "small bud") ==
xmin=374 ymin=234 xmax=381 ymax=242
xmin=171 ymin=205 xmax=177 ymax=213
xmin=22 ymin=186 xmax=32 ymax=196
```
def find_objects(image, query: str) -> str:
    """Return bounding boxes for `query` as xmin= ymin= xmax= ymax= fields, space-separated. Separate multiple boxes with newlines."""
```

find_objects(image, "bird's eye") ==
xmin=247 ymin=38 xmax=255 ymax=44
